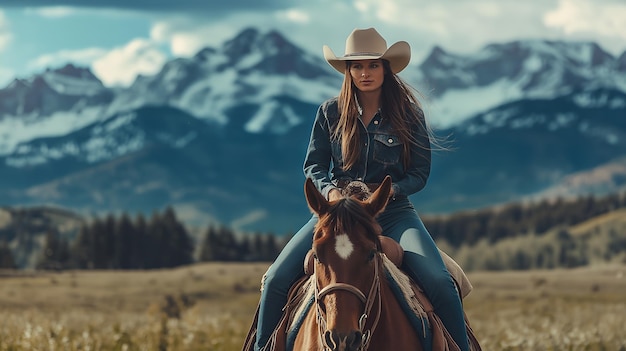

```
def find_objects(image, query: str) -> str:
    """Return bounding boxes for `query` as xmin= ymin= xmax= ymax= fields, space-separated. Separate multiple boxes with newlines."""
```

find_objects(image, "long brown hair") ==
xmin=332 ymin=60 xmax=434 ymax=170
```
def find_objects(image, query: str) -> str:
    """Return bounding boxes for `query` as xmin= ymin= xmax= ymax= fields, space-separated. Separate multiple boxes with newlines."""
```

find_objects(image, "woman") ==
xmin=254 ymin=28 xmax=470 ymax=351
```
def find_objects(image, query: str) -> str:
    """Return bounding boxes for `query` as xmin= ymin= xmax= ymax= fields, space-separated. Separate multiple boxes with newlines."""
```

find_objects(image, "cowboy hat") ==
xmin=323 ymin=28 xmax=411 ymax=74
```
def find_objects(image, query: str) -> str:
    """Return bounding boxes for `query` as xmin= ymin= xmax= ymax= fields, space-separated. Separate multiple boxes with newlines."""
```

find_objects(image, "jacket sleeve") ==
xmin=392 ymin=107 xmax=431 ymax=197
xmin=303 ymin=102 xmax=339 ymax=199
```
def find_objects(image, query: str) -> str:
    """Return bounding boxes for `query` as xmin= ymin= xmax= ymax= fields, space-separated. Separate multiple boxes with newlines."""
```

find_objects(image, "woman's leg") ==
xmin=378 ymin=200 xmax=470 ymax=351
xmin=255 ymin=216 xmax=317 ymax=351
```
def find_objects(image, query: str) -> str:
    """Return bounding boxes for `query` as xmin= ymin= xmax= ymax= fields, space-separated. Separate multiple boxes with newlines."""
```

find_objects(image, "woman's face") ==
xmin=349 ymin=59 xmax=385 ymax=93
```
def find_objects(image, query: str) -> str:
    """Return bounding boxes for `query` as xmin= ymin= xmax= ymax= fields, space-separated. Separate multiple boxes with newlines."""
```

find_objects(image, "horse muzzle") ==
xmin=323 ymin=330 xmax=364 ymax=351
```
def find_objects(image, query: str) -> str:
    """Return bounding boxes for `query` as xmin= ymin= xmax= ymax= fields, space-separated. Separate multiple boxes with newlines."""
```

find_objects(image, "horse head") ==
xmin=303 ymin=176 xmax=392 ymax=351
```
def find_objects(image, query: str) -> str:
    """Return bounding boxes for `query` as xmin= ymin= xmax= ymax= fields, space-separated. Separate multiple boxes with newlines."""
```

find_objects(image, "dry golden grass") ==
xmin=1 ymin=263 xmax=625 ymax=350
xmin=569 ymin=208 xmax=626 ymax=237
xmin=464 ymin=265 xmax=626 ymax=350
xmin=0 ymin=263 xmax=264 ymax=351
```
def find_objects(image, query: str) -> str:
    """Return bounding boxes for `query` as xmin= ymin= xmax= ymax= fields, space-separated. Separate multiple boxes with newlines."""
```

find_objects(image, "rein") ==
xmin=313 ymin=252 xmax=383 ymax=351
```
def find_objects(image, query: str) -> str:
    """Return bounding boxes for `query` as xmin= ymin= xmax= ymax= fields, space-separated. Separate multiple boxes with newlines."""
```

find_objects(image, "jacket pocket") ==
xmin=331 ymin=140 xmax=344 ymax=168
xmin=372 ymin=133 xmax=403 ymax=165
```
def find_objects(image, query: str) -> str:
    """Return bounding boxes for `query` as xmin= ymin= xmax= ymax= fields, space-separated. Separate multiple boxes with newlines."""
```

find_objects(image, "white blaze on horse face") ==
xmin=334 ymin=233 xmax=354 ymax=260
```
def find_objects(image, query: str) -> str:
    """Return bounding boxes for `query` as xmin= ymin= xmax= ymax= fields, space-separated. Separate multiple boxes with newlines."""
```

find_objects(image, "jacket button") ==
xmin=388 ymin=138 xmax=393 ymax=144
xmin=374 ymin=120 xmax=379 ymax=125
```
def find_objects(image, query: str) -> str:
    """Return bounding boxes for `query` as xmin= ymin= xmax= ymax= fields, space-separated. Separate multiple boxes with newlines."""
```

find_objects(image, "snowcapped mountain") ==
xmin=415 ymin=40 xmax=626 ymax=127
xmin=0 ymin=27 xmax=625 ymax=232
xmin=0 ymin=65 xmax=114 ymax=155
xmin=0 ymin=28 xmax=340 ymax=158
xmin=0 ymin=64 xmax=111 ymax=117
xmin=419 ymin=87 xmax=626 ymax=212
xmin=108 ymin=28 xmax=341 ymax=128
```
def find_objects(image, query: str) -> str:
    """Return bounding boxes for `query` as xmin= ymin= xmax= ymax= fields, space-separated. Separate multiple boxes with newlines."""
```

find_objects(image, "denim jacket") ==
xmin=303 ymin=97 xmax=431 ymax=200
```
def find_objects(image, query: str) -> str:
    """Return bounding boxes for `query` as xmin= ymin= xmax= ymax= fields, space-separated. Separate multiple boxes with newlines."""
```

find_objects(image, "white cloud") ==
xmin=0 ymin=11 xmax=12 ymax=51
xmin=91 ymin=39 xmax=167 ymax=87
xmin=7 ymin=0 xmax=626 ymax=89
xmin=349 ymin=0 xmax=556 ymax=52
xmin=28 ymin=47 xmax=108 ymax=70
xmin=25 ymin=38 xmax=169 ymax=88
xmin=544 ymin=0 xmax=626 ymax=39
xmin=28 ymin=6 xmax=77 ymax=18
xmin=276 ymin=9 xmax=310 ymax=23
xmin=150 ymin=17 xmax=244 ymax=57
xmin=0 ymin=67 xmax=14 ymax=88
xmin=148 ymin=10 xmax=318 ymax=57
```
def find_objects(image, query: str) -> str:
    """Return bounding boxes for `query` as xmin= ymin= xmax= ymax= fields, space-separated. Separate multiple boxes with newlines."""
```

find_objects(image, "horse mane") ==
xmin=313 ymin=196 xmax=382 ymax=248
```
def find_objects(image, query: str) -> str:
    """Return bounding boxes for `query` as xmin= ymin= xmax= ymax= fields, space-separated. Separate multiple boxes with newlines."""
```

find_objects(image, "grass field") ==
xmin=1 ymin=263 xmax=625 ymax=350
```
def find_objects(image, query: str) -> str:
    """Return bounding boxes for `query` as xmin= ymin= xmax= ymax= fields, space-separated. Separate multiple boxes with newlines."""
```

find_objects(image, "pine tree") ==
xmin=113 ymin=213 xmax=135 ymax=269
xmin=91 ymin=218 xmax=109 ymax=269
xmin=216 ymin=226 xmax=238 ymax=261
xmin=161 ymin=207 xmax=194 ymax=267
xmin=238 ymin=235 xmax=252 ymax=261
xmin=261 ymin=233 xmax=280 ymax=261
xmin=199 ymin=225 xmax=219 ymax=262
xmin=71 ymin=224 xmax=95 ymax=269
xmin=145 ymin=211 xmax=166 ymax=269
xmin=36 ymin=229 xmax=70 ymax=270
xmin=103 ymin=214 xmax=117 ymax=269
xmin=133 ymin=213 xmax=148 ymax=269
xmin=250 ymin=232 xmax=265 ymax=261
xmin=0 ymin=240 xmax=16 ymax=269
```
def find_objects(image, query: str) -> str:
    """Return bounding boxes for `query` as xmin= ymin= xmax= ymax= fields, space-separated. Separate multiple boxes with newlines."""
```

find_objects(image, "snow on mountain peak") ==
xmin=30 ymin=64 xmax=107 ymax=97
xmin=1 ymin=105 xmax=106 ymax=153
xmin=244 ymin=99 xmax=301 ymax=134
xmin=0 ymin=63 xmax=112 ymax=122
xmin=3 ymin=28 xmax=625 ymax=157
xmin=222 ymin=27 xmax=261 ymax=59
xmin=222 ymin=28 xmax=298 ymax=64
xmin=42 ymin=70 xmax=106 ymax=97
xmin=418 ymin=39 xmax=626 ymax=127
xmin=108 ymin=27 xmax=339 ymax=131
xmin=617 ymin=51 xmax=626 ymax=72
xmin=572 ymin=89 xmax=626 ymax=109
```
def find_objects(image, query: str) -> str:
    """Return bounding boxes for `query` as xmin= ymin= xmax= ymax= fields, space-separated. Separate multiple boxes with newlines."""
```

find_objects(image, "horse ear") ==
xmin=305 ymin=178 xmax=330 ymax=215
xmin=365 ymin=175 xmax=392 ymax=216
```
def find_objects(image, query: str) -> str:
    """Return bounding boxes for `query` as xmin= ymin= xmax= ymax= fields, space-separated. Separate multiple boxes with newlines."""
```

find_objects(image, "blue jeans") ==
xmin=255 ymin=198 xmax=470 ymax=351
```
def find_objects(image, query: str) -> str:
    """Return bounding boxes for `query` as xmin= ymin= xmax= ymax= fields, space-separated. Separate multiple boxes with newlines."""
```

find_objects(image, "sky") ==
xmin=0 ymin=0 xmax=625 ymax=88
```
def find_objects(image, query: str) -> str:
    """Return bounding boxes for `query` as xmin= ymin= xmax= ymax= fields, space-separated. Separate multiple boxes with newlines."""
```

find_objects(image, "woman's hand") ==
xmin=328 ymin=188 xmax=343 ymax=202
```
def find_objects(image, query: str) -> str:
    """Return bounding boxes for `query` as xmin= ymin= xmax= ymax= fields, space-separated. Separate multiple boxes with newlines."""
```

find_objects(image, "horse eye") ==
xmin=367 ymin=250 xmax=376 ymax=262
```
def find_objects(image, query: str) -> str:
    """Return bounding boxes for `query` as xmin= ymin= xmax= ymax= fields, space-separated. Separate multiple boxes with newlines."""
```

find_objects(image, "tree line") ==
xmin=0 ymin=206 xmax=285 ymax=270
xmin=448 ymin=223 xmax=626 ymax=272
xmin=424 ymin=192 xmax=626 ymax=247
xmin=1 ymin=191 xmax=625 ymax=271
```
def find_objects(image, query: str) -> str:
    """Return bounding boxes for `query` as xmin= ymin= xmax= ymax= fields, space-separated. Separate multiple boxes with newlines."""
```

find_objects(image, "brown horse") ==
xmin=294 ymin=175 xmax=423 ymax=351
xmin=240 ymin=177 xmax=480 ymax=351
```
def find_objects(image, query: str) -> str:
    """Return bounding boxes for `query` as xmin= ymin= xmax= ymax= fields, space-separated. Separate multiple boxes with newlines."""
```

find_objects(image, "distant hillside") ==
xmin=2 ymin=188 xmax=626 ymax=270
xmin=0 ymin=206 xmax=84 ymax=268
xmin=437 ymin=207 xmax=626 ymax=272
xmin=531 ymin=156 xmax=626 ymax=199
xmin=569 ymin=208 xmax=626 ymax=238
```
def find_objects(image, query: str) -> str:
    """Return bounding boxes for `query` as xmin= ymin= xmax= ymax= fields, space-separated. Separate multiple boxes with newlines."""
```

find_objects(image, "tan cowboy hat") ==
xmin=323 ymin=28 xmax=411 ymax=74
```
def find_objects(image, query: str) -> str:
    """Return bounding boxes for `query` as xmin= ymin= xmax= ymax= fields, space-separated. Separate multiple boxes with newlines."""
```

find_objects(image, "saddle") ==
xmin=241 ymin=238 xmax=482 ymax=351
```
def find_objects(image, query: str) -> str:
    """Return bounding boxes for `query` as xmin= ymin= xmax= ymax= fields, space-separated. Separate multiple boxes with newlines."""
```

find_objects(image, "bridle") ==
xmin=313 ymin=251 xmax=383 ymax=351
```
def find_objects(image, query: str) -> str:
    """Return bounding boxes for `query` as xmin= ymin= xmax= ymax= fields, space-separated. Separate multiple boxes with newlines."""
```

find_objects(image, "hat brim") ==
xmin=323 ymin=41 xmax=411 ymax=74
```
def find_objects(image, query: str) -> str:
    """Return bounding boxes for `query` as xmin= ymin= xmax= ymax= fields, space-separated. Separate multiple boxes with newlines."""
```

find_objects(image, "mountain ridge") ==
xmin=0 ymin=27 xmax=625 ymax=233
